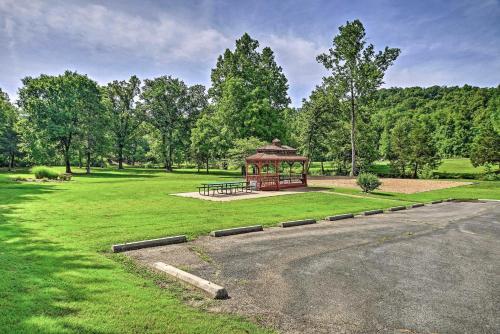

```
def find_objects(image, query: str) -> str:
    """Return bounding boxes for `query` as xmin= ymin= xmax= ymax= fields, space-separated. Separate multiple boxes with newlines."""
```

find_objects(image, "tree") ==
xmin=407 ymin=120 xmax=440 ymax=178
xmin=297 ymin=85 xmax=338 ymax=173
xmin=389 ymin=117 xmax=440 ymax=178
xmin=80 ymin=87 xmax=109 ymax=174
xmin=388 ymin=118 xmax=413 ymax=176
xmin=104 ymin=76 xmax=144 ymax=169
xmin=317 ymin=19 xmax=400 ymax=176
xmin=470 ymin=118 xmax=500 ymax=168
xmin=208 ymin=33 xmax=290 ymax=148
xmin=18 ymin=71 xmax=102 ymax=173
xmin=227 ymin=137 xmax=266 ymax=175
xmin=0 ymin=89 xmax=20 ymax=170
xmin=142 ymin=76 xmax=206 ymax=171
xmin=190 ymin=111 xmax=221 ymax=173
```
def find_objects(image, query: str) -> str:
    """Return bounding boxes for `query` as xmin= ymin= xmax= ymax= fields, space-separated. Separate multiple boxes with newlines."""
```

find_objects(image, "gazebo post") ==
xmin=275 ymin=160 xmax=280 ymax=190
xmin=244 ymin=139 xmax=309 ymax=191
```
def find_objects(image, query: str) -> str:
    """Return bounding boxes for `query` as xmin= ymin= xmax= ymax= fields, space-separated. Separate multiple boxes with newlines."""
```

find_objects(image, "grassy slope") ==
xmin=0 ymin=167 xmax=498 ymax=333
xmin=311 ymin=158 xmax=498 ymax=177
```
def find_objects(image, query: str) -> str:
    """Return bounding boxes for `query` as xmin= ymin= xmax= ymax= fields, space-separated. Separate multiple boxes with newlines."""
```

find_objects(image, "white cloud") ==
xmin=0 ymin=0 xmax=230 ymax=63
xmin=265 ymin=34 xmax=328 ymax=86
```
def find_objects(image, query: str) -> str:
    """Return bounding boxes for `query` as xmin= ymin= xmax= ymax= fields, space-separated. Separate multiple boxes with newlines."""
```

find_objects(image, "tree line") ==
xmin=0 ymin=20 xmax=498 ymax=177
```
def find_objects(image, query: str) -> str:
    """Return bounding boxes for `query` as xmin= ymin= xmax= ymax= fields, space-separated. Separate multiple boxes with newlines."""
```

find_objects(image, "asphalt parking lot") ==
xmin=128 ymin=201 xmax=500 ymax=334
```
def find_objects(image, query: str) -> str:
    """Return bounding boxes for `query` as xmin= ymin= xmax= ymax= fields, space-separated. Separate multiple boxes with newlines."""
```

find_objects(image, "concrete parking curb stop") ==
xmin=364 ymin=209 xmax=384 ymax=216
xmin=410 ymin=203 xmax=425 ymax=208
xmin=389 ymin=206 xmax=406 ymax=212
xmin=431 ymin=200 xmax=443 ymax=204
xmin=210 ymin=225 xmax=263 ymax=237
xmin=154 ymin=262 xmax=228 ymax=299
xmin=327 ymin=213 xmax=355 ymax=221
xmin=279 ymin=219 xmax=316 ymax=228
xmin=112 ymin=235 xmax=187 ymax=253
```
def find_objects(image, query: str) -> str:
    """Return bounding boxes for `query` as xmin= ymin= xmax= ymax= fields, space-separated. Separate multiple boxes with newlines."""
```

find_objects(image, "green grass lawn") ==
xmin=311 ymin=158 xmax=497 ymax=178
xmin=1 ymin=167 xmax=499 ymax=333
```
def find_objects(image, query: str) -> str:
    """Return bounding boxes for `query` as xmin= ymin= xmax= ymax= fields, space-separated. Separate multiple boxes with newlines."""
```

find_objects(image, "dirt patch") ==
xmin=308 ymin=176 xmax=472 ymax=194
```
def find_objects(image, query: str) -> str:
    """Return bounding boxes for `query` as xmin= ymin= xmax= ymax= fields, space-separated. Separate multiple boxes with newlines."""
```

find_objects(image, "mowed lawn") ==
xmin=1 ymin=168 xmax=499 ymax=333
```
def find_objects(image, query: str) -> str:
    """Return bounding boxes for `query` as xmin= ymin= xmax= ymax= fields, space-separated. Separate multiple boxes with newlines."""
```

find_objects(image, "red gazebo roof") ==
xmin=246 ymin=139 xmax=308 ymax=162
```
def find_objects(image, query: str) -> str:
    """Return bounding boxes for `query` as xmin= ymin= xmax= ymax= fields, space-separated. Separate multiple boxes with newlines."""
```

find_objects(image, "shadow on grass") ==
xmin=0 ymin=178 xmax=114 ymax=333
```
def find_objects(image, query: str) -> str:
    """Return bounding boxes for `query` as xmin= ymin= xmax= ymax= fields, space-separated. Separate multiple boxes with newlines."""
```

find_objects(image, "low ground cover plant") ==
xmin=357 ymin=172 xmax=382 ymax=193
xmin=32 ymin=166 xmax=60 ymax=180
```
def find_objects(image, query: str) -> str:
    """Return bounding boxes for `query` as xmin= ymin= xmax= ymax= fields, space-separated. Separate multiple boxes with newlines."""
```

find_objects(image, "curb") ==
xmin=279 ymin=219 xmax=316 ymax=228
xmin=112 ymin=235 xmax=187 ymax=253
xmin=410 ymin=203 xmax=425 ymax=208
xmin=210 ymin=225 xmax=263 ymax=237
xmin=154 ymin=262 xmax=228 ymax=299
xmin=326 ymin=213 xmax=355 ymax=221
xmin=364 ymin=209 xmax=384 ymax=216
xmin=389 ymin=206 xmax=406 ymax=212
xmin=431 ymin=200 xmax=443 ymax=204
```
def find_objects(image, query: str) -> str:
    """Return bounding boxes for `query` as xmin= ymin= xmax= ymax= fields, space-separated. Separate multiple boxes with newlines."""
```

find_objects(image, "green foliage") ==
xmin=481 ymin=164 xmax=499 ymax=181
xmin=208 ymin=33 xmax=290 ymax=149
xmin=373 ymin=85 xmax=499 ymax=161
xmin=356 ymin=172 xmax=382 ymax=192
xmin=227 ymin=137 xmax=266 ymax=170
xmin=388 ymin=117 xmax=441 ymax=178
xmin=317 ymin=19 xmax=400 ymax=176
xmin=0 ymin=89 xmax=20 ymax=170
xmin=31 ymin=166 xmax=60 ymax=179
xmin=18 ymin=71 xmax=102 ymax=173
xmin=470 ymin=112 xmax=500 ymax=168
xmin=141 ymin=76 xmax=206 ymax=171
xmin=104 ymin=76 xmax=144 ymax=169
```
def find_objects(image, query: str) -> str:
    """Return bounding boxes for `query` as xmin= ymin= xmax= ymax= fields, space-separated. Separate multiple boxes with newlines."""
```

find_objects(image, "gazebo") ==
xmin=245 ymin=139 xmax=308 ymax=191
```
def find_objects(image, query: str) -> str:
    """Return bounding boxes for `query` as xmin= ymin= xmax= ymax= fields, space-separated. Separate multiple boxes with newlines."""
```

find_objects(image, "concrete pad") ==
xmin=171 ymin=187 xmax=326 ymax=202
xmin=112 ymin=235 xmax=187 ymax=252
xmin=210 ymin=225 xmax=263 ymax=237
xmin=279 ymin=219 xmax=316 ymax=228
xmin=154 ymin=262 xmax=228 ymax=299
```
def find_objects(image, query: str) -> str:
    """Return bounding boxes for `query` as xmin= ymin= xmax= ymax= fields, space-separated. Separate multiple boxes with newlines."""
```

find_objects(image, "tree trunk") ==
xmin=118 ymin=144 xmax=124 ymax=169
xmin=78 ymin=150 xmax=83 ymax=169
xmin=206 ymin=157 xmax=209 ymax=174
xmin=8 ymin=152 xmax=14 ymax=171
xmin=86 ymin=151 xmax=91 ymax=174
xmin=65 ymin=153 xmax=72 ymax=174
xmin=413 ymin=163 xmax=418 ymax=179
xmin=321 ymin=161 xmax=325 ymax=175
xmin=350 ymin=85 xmax=356 ymax=177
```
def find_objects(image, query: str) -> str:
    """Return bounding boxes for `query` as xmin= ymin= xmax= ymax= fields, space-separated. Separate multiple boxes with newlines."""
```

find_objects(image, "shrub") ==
xmin=356 ymin=172 xmax=381 ymax=193
xmin=32 ymin=166 xmax=60 ymax=180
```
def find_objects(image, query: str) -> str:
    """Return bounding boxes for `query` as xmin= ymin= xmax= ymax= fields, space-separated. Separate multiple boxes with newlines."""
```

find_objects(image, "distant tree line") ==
xmin=0 ymin=21 xmax=498 ymax=177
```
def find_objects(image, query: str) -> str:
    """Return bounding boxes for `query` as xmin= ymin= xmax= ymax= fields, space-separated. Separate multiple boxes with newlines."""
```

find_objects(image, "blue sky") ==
xmin=1 ymin=0 xmax=499 ymax=106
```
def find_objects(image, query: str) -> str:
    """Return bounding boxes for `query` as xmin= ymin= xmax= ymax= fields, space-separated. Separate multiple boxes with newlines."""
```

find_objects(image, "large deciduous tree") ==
xmin=0 ymin=89 xmax=20 ymax=170
xmin=209 ymin=33 xmax=291 ymax=146
xmin=18 ymin=71 xmax=102 ymax=173
xmin=142 ymin=76 xmax=206 ymax=172
xmin=104 ymin=76 xmax=144 ymax=169
xmin=317 ymin=19 xmax=400 ymax=176
xmin=389 ymin=117 xmax=440 ymax=177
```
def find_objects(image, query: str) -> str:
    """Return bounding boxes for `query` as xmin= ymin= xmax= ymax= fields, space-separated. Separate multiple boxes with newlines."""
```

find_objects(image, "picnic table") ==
xmin=198 ymin=180 xmax=252 ymax=196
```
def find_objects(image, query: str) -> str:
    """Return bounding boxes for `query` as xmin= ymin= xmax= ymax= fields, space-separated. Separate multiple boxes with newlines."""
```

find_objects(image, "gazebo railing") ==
xmin=246 ymin=173 xmax=306 ymax=190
